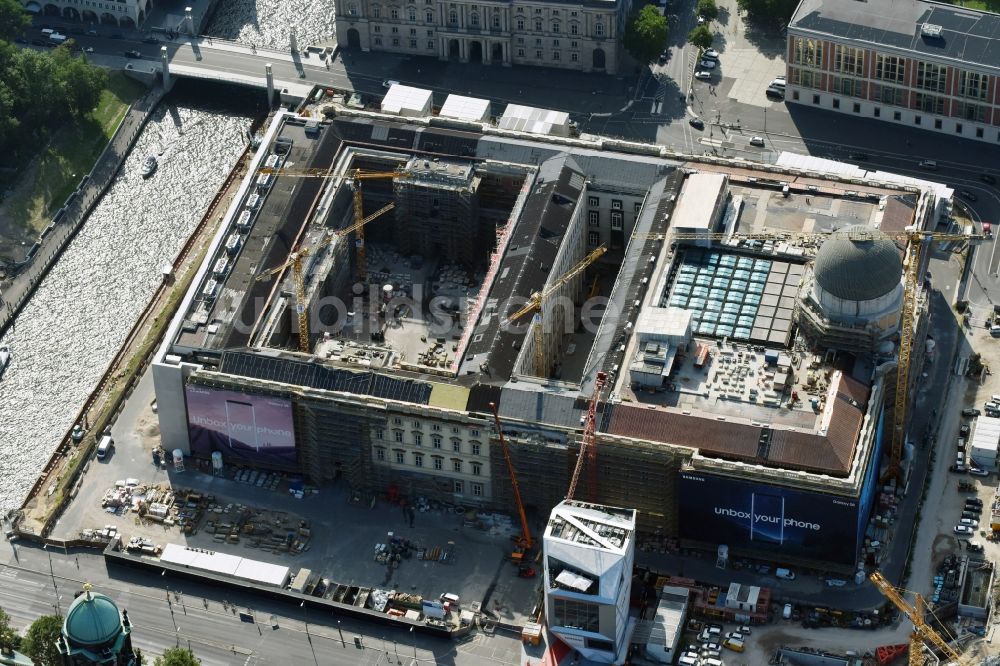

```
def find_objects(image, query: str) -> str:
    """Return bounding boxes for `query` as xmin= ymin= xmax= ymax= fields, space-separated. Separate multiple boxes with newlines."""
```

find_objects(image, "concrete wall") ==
xmin=151 ymin=358 xmax=194 ymax=455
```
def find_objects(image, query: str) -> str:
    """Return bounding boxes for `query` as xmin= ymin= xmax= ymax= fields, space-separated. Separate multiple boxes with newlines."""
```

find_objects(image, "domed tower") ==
xmin=56 ymin=584 xmax=137 ymax=666
xmin=795 ymin=225 xmax=904 ymax=354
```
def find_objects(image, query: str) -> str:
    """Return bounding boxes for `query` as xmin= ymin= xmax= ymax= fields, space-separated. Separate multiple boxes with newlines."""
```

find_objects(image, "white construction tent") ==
xmin=381 ymin=84 xmax=434 ymax=117
xmin=439 ymin=94 xmax=491 ymax=122
xmin=159 ymin=543 xmax=291 ymax=587
xmin=498 ymin=104 xmax=571 ymax=136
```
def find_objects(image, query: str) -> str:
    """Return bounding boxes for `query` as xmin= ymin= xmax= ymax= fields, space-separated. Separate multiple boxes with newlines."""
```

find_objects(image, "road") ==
xmin=0 ymin=540 xmax=521 ymax=665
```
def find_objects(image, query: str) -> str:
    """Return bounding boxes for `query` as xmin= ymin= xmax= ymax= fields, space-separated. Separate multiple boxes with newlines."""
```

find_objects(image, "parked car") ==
xmin=969 ymin=466 xmax=989 ymax=477
xmin=702 ymin=48 xmax=720 ymax=59
xmin=960 ymin=517 xmax=979 ymax=528
xmin=919 ymin=159 xmax=938 ymax=170
xmin=966 ymin=498 xmax=983 ymax=507
xmin=960 ymin=424 xmax=971 ymax=436
xmin=702 ymin=642 xmax=722 ymax=652
xmin=725 ymin=631 xmax=744 ymax=641
xmin=962 ymin=408 xmax=981 ymax=417
xmin=776 ymin=567 xmax=796 ymax=580
xmin=738 ymin=625 xmax=751 ymax=635
xmin=765 ymin=86 xmax=785 ymax=99
xmin=967 ymin=541 xmax=985 ymax=553
xmin=954 ymin=525 xmax=975 ymax=536
xmin=962 ymin=510 xmax=980 ymax=520
xmin=695 ymin=70 xmax=712 ymax=80
xmin=689 ymin=117 xmax=705 ymax=130
xmin=960 ymin=190 xmax=978 ymax=202
xmin=382 ymin=79 xmax=400 ymax=88
xmin=124 ymin=49 xmax=141 ymax=58
xmin=699 ymin=59 xmax=717 ymax=69
xmin=981 ymin=174 xmax=997 ymax=185
xmin=749 ymin=136 xmax=765 ymax=147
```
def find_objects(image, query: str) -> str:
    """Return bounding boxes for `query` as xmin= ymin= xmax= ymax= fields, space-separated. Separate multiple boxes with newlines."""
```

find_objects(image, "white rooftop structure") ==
xmin=544 ymin=500 xmax=637 ymax=665
xmin=630 ymin=307 xmax=692 ymax=388
xmin=970 ymin=415 xmax=1000 ymax=471
xmin=160 ymin=543 xmax=291 ymax=587
xmin=439 ymin=94 xmax=491 ymax=122
xmin=639 ymin=586 xmax=689 ymax=664
xmin=671 ymin=173 xmax=728 ymax=238
xmin=636 ymin=307 xmax=692 ymax=343
xmin=380 ymin=84 xmax=434 ymax=117
xmin=498 ymin=104 xmax=571 ymax=137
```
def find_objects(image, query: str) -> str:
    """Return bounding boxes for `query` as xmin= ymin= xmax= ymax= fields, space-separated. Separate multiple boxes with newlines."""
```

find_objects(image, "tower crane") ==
xmin=489 ymin=402 xmax=533 ymax=563
xmin=567 ymin=371 xmax=607 ymax=502
xmin=869 ymin=571 xmax=969 ymax=665
xmin=255 ymin=203 xmax=395 ymax=352
xmin=503 ymin=245 xmax=607 ymax=377
xmin=640 ymin=227 xmax=978 ymax=483
xmin=257 ymin=166 xmax=409 ymax=284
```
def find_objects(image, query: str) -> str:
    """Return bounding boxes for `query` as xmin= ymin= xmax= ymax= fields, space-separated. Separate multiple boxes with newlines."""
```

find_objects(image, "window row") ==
xmin=588 ymin=210 xmax=625 ymax=229
xmin=389 ymin=417 xmax=478 ymax=437
xmin=376 ymin=429 xmax=484 ymax=455
xmin=374 ymin=447 xmax=483 ymax=475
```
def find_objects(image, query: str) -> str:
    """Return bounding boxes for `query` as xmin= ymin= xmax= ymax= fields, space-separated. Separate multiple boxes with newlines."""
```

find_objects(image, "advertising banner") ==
xmin=185 ymin=385 xmax=297 ymax=466
xmin=679 ymin=472 xmax=860 ymax=565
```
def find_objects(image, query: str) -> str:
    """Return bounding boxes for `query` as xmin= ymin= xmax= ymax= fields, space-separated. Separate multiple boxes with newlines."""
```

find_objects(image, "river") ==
xmin=206 ymin=0 xmax=338 ymax=50
xmin=0 ymin=86 xmax=255 ymax=516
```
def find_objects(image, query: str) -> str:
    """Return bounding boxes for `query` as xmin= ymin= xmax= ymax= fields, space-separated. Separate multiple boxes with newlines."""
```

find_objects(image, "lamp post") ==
xmin=338 ymin=620 xmax=345 ymax=647
xmin=410 ymin=626 xmax=416 ymax=659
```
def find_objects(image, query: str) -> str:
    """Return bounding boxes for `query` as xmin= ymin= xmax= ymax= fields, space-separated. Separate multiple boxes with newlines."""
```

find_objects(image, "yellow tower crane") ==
xmin=257 ymin=166 xmax=409 ymax=284
xmin=503 ymin=245 xmax=607 ymax=377
xmin=255 ymin=203 xmax=395 ymax=352
xmin=869 ymin=571 xmax=971 ymax=665
xmin=644 ymin=228 xmax=977 ymax=483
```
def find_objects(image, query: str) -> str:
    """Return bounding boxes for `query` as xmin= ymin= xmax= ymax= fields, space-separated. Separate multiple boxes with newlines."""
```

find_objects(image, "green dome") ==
xmin=63 ymin=589 xmax=122 ymax=646
xmin=813 ymin=225 xmax=902 ymax=302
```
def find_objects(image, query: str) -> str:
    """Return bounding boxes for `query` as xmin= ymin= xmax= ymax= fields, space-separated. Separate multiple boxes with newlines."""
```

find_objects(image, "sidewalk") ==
xmin=0 ymin=85 xmax=166 ymax=341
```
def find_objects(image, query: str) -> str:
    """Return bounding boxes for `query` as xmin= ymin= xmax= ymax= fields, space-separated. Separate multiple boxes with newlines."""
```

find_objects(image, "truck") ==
xmin=49 ymin=33 xmax=67 ymax=44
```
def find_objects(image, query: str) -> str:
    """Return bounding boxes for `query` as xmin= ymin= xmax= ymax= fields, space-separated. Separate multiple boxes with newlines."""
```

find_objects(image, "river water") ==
xmin=206 ymin=0 xmax=338 ymax=50
xmin=0 ymin=90 xmax=252 ymax=516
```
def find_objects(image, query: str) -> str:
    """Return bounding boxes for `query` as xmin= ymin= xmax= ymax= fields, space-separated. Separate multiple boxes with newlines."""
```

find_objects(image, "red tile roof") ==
xmin=606 ymin=374 xmax=870 ymax=476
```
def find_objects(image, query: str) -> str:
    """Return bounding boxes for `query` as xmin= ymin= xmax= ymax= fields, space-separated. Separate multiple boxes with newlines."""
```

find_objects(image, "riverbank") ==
xmin=0 ymin=72 xmax=147 ymax=266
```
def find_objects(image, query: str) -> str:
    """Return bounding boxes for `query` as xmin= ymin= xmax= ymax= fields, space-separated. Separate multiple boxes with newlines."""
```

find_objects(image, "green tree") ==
xmin=623 ymin=5 xmax=669 ymax=64
xmin=22 ymin=615 xmax=62 ymax=666
xmin=697 ymin=0 xmax=719 ymax=20
xmin=736 ymin=0 xmax=798 ymax=25
xmin=688 ymin=24 xmax=714 ymax=50
xmin=0 ymin=607 xmax=18 ymax=654
xmin=154 ymin=647 xmax=201 ymax=666
xmin=0 ymin=0 xmax=30 ymax=41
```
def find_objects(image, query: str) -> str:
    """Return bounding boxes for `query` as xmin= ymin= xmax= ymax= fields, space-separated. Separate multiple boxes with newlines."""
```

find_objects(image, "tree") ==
xmin=623 ymin=5 xmax=669 ymax=64
xmin=697 ymin=0 xmax=719 ymax=20
xmin=736 ymin=0 xmax=798 ymax=25
xmin=154 ymin=648 xmax=201 ymax=666
xmin=22 ymin=615 xmax=62 ymax=666
xmin=0 ymin=607 xmax=18 ymax=654
xmin=0 ymin=0 xmax=30 ymax=41
xmin=688 ymin=24 xmax=714 ymax=51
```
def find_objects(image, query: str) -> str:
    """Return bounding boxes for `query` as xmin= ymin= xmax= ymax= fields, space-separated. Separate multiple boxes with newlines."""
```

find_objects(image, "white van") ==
xmin=97 ymin=435 xmax=114 ymax=460
xmin=776 ymin=567 xmax=796 ymax=580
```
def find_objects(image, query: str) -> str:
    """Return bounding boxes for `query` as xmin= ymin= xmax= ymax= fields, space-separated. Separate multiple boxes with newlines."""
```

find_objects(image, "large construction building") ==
xmin=152 ymin=92 xmax=953 ymax=573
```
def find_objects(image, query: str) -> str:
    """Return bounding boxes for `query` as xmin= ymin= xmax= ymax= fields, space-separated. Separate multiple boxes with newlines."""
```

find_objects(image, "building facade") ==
xmin=333 ymin=0 xmax=630 ymax=73
xmin=21 ymin=0 xmax=153 ymax=27
xmin=787 ymin=0 xmax=1000 ymax=143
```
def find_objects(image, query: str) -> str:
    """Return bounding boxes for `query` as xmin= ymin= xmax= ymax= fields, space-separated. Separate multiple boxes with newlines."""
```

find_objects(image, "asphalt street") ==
xmin=0 ymin=540 xmax=522 ymax=665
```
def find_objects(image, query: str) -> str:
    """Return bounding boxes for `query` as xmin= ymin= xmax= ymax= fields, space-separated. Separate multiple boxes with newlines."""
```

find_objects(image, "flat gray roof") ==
xmin=790 ymin=0 xmax=1000 ymax=70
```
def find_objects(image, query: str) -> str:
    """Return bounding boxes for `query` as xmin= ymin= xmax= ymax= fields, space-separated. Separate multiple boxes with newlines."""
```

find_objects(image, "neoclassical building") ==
xmin=20 ymin=0 xmax=153 ymax=28
xmin=334 ymin=0 xmax=631 ymax=73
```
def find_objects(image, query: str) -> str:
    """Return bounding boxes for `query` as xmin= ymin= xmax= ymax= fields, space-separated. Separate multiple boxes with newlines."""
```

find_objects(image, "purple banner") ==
xmin=185 ymin=385 xmax=297 ymax=466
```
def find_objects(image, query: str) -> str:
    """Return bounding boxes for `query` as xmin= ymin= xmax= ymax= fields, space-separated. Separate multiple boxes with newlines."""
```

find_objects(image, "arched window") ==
xmin=426 ymin=10 xmax=433 ymax=21
xmin=595 ymin=22 xmax=604 ymax=37
xmin=372 ymin=5 xmax=381 ymax=17
xmin=534 ymin=20 xmax=542 ymax=31
xmin=570 ymin=22 xmax=578 ymax=35
xmin=492 ymin=13 xmax=500 ymax=28
xmin=348 ymin=2 xmax=358 ymax=15
xmin=408 ymin=8 xmax=415 ymax=20
xmin=448 ymin=9 xmax=457 ymax=24
xmin=470 ymin=11 xmax=479 ymax=26
xmin=552 ymin=21 xmax=560 ymax=33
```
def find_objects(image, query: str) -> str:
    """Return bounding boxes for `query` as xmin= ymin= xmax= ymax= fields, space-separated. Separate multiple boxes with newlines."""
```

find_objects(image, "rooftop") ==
xmin=545 ymin=500 xmax=636 ymax=552
xmin=789 ymin=0 xmax=1000 ymax=71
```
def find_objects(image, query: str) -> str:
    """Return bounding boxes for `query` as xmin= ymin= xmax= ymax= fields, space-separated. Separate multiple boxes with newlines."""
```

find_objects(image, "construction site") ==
xmin=145 ymin=89 xmax=970 ymax=605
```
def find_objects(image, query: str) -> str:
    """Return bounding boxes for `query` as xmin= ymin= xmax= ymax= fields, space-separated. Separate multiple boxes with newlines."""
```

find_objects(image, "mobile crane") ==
xmin=489 ymin=402 xmax=533 ymax=567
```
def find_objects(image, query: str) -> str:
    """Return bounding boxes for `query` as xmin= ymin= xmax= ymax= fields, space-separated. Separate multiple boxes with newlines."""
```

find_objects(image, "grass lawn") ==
xmin=945 ymin=0 xmax=1000 ymax=11
xmin=0 ymin=72 xmax=147 ymax=238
